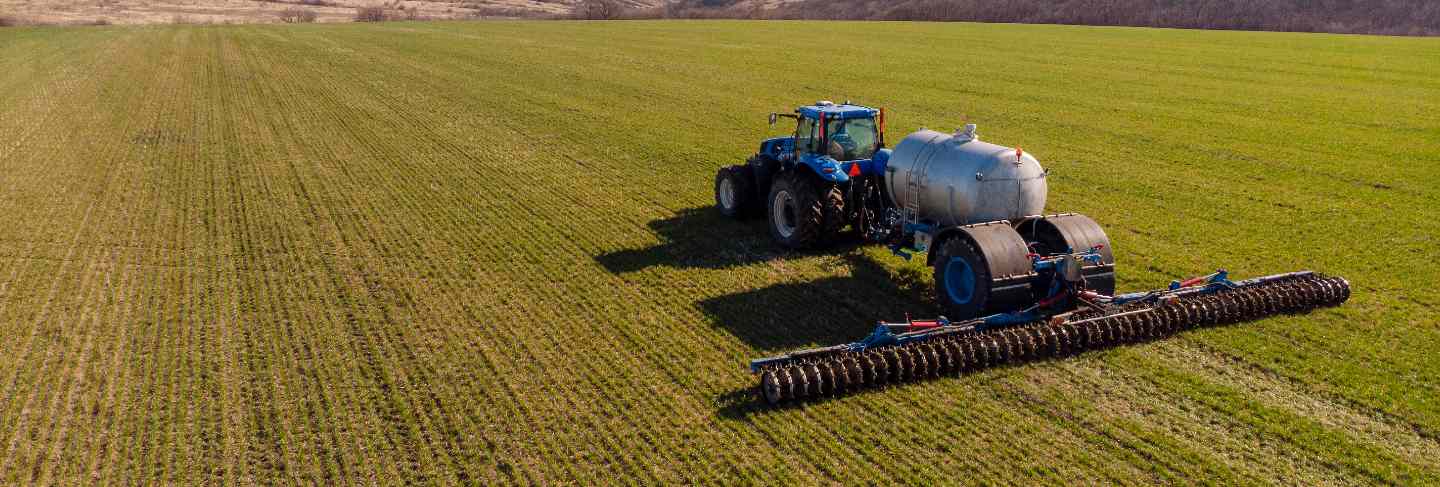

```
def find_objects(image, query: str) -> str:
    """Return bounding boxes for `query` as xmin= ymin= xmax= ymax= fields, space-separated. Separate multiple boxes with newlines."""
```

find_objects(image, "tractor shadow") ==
xmin=595 ymin=206 xmax=865 ymax=273
xmin=595 ymin=207 xmax=780 ymax=273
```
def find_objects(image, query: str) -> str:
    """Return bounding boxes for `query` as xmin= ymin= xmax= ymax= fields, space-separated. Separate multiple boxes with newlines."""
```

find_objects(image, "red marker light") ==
xmin=848 ymin=163 xmax=861 ymax=177
xmin=1016 ymin=147 xmax=1024 ymax=159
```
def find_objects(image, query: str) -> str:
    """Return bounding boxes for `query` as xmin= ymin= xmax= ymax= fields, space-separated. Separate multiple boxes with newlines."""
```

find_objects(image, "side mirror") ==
xmin=768 ymin=113 xmax=778 ymax=127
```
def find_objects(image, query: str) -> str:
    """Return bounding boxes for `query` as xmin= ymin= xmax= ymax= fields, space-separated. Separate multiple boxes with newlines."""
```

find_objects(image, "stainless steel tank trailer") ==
xmin=713 ymin=101 xmax=1351 ymax=404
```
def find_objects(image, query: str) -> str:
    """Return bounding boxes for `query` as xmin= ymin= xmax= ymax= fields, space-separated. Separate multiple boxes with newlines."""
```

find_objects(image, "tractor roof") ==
xmin=796 ymin=102 xmax=877 ymax=120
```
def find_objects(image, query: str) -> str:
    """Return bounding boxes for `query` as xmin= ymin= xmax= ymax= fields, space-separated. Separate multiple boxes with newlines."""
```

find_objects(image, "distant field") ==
xmin=0 ymin=21 xmax=1437 ymax=484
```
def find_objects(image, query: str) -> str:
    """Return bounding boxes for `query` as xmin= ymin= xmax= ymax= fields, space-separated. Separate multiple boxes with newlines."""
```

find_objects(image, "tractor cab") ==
xmin=759 ymin=101 xmax=890 ymax=183
xmin=789 ymin=102 xmax=882 ymax=162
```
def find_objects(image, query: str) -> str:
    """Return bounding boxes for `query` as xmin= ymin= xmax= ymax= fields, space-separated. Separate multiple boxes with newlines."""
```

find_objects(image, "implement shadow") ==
xmin=704 ymin=253 xmax=947 ymax=421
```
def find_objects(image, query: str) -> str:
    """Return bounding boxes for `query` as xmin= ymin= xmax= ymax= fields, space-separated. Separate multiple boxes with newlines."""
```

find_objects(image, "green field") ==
xmin=1 ymin=20 xmax=1437 ymax=484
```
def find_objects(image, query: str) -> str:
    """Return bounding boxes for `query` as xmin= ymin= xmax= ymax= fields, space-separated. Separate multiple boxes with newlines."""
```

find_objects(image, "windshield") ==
xmin=823 ymin=117 xmax=879 ymax=161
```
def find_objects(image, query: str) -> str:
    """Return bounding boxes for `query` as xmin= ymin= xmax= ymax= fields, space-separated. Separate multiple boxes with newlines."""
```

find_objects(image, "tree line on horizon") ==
xmin=579 ymin=0 xmax=1438 ymax=36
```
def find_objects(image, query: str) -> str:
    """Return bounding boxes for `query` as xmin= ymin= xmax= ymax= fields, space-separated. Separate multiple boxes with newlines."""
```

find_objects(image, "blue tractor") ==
xmin=714 ymin=101 xmax=889 ymax=249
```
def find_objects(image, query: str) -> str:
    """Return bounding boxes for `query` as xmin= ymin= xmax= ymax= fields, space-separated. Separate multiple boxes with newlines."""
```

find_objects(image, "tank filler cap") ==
xmin=954 ymin=124 xmax=978 ymax=142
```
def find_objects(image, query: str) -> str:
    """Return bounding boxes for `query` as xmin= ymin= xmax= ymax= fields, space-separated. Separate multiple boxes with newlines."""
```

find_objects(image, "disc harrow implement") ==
xmin=750 ymin=271 xmax=1350 ymax=405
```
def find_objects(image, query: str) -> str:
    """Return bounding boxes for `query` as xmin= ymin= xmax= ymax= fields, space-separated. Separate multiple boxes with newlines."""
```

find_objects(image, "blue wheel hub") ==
xmin=944 ymin=257 xmax=976 ymax=305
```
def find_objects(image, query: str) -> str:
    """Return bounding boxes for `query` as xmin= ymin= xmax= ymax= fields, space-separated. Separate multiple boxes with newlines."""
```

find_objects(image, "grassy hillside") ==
xmin=0 ymin=20 xmax=1437 ymax=484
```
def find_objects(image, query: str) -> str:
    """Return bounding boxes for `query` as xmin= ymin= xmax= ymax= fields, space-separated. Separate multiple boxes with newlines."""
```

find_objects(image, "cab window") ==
xmin=824 ymin=117 xmax=879 ymax=161
xmin=794 ymin=117 xmax=817 ymax=154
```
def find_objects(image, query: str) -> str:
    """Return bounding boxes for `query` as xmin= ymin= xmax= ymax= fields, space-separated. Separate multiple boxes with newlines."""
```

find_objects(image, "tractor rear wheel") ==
xmin=767 ymin=172 xmax=829 ymax=249
xmin=714 ymin=165 xmax=754 ymax=218
xmin=819 ymin=181 xmax=846 ymax=240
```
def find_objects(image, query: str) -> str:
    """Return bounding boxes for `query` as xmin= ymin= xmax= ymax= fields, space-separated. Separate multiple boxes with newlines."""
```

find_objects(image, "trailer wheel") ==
xmin=1017 ymin=213 xmax=1116 ymax=296
xmin=715 ymin=165 xmax=754 ymax=218
xmin=933 ymin=237 xmax=991 ymax=319
xmin=932 ymin=223 xmax=1037 ymax=319
xmin=767 ymin=172 xmax=826 ymax=249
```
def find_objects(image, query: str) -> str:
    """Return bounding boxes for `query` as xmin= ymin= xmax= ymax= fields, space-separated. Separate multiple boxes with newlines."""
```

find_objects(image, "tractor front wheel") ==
xmin=714 ymin=165 xmax=754 ymax=218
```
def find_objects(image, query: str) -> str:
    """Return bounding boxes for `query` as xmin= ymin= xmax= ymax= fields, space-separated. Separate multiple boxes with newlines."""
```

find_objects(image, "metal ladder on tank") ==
xmin=904 ymin=142 xmax=937 ymax=227
xmin=903 ymin=150 xmax=932 ymax=252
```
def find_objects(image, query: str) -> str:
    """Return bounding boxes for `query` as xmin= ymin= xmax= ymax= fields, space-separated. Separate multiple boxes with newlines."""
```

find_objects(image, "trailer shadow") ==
xmin=696 ymin=253 xmax=933 ymax=350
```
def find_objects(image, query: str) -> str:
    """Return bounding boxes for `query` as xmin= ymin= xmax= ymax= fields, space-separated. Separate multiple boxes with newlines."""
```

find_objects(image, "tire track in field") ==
xmin=1150 ymin=339 xmax=1440 ymax=470
xmin=248 ymin=29 xmax=450 ymax=483
xmin=32 ymin=244 xmax=134 ymax=484
xmin=270 ymin=87 xmax=450 ymax=487
xmin=146 ymin=31 xmax=214 ymax=483
xmin=237 ymin=35 xmax=374 ymax=484
xmin=1021 ymin=358 xmax=1362 ymax=485
xmin=209 ymin=36 xmax=304 ymax=484
xmin=0 ymin=38 xmax=142 ymax=479
xmin=1111 ymin=349 xmax=1436 ymax=484
xmin=254 ymin=31 xmax=681 ymax=482
xmin=231 ymin=31 xmax=456 ymax=483
xmin=182 ymin=30 xmax=233 ymax=484
xmin=229 ymin=55 xmax=435 ymax=484
xmin=206 ymin=33 xmax=267 ymax=485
